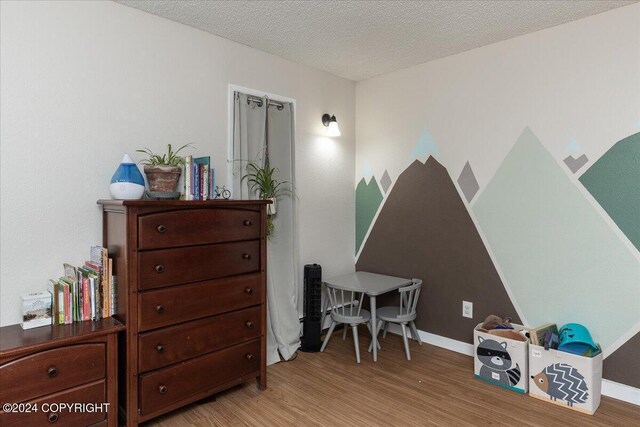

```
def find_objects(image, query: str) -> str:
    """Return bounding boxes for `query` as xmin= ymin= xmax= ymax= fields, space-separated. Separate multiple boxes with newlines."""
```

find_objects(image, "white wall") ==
xmin=356 ymin=4 xmax=639 ymax=187
xmin=0 ymin=1 xmax=356 ymax=325
xmin=354 ymin=4 xmax=640 ymax=388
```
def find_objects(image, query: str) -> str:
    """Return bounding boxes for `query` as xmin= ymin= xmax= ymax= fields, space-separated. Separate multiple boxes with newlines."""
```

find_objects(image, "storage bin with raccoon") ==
xmin=474 ymin=323 xmax=529 ymax=393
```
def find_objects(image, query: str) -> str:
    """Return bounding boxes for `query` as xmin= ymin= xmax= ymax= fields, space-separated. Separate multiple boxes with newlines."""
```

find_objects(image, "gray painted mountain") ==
xmin=357 ymin=157 xmax=520 ymax=343
xmin=563 ymin=154 xmax=588 ymax=173
xmin=457 ymin=161 xmax=480 ymax=202
xmin=380 ymin=170 xmax=392 ymax=193
xmin=603 ymin=331 xmax=640 ymax=388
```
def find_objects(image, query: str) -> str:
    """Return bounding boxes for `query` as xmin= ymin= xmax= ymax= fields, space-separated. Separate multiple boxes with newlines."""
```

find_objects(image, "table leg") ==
xmin=370 ymin=295 xmax=377 ymax=362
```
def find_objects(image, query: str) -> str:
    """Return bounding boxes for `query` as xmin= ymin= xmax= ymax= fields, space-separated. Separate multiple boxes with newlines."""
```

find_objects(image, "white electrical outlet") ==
xmin=462 ymin=301 xmax=473 ymax=319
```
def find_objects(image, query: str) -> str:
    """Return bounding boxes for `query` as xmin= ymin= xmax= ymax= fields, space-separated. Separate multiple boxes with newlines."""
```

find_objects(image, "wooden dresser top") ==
xmin=0 ymin=318 xmax=125 ymax=358
xmin=97 ymin=199 xmax=271 ymax=208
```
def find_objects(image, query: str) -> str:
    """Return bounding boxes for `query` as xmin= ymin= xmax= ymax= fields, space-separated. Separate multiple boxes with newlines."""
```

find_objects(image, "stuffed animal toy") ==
xmin=480 ymin=315 xmax=513 ymax=331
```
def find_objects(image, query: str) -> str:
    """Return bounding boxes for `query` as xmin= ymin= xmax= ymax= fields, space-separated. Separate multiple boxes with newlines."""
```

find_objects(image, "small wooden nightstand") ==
xmin=0 ymin=318 xmax=124 ymax=427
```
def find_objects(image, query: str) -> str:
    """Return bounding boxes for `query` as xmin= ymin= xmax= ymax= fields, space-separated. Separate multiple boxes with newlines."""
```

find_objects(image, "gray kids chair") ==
xmin=370 ymin=279 xmax=423 ymax=360
xmin=320 ymin=284 xmax=378 ymax=363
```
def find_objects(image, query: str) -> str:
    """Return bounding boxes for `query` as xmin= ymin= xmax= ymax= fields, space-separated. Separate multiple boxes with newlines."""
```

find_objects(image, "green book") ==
xmin=48 ymin=279 xmax=59 ymax=325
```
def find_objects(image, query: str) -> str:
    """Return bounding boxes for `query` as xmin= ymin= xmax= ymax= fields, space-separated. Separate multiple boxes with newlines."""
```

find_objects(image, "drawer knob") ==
xmin=47 ymin=366 xmax=58 ymax=378
xmin=48 ymin=413 xmax=59 ymax=423
xmin=242 ymin=253 xmax=251 ymax=260
xmin=155 ymin=264 xmax=164 ymax=273
xmin=245 ymin=353 xmax=254 ymax=361
xmin=156 ymin=344 xmax=165 ymax=353
xmin=159 ymin=385 xmax=168 ymax=394
xmin=245 ymin=288 xmax=254 ymax=295
xmin=156 ymin=305 xmax=165 ymax=313
xmin=243 ymin=219 xmax=252 ymax=226
xmin=245 ymin=321 xmax=254 ymax=328
xmin=156 ymin=224 xmax=167 ymax=233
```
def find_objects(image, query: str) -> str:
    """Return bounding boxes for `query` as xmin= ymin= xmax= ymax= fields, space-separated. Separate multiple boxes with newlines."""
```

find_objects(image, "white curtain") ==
xmin=232 ymin=92 xmax=267 ymax=197
xmin=232 ymin=92 xmax=300 ymax=365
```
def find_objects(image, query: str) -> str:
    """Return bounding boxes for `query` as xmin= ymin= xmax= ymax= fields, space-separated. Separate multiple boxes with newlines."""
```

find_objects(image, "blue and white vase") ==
xmin=110 ymin=154 xmax=145 ymax=200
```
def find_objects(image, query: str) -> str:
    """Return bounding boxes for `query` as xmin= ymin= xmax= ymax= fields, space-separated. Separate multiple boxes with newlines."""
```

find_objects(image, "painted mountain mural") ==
xmin=356 ymin=177 xmax=383 ymax=253
xmin=473 ymin=128 xmax=640 ymax=352
xmin=357 ymin=157 xmax=521 ymax=343
xmin=579 ymin=132 xmax=640 ymax=252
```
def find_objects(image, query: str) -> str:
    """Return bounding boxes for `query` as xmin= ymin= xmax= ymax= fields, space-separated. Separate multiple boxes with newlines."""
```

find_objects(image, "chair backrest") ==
xmin=325 ymin=283 xmax=367 ymax=324
xmin=398 ymin=279 xmax=423 ymax=319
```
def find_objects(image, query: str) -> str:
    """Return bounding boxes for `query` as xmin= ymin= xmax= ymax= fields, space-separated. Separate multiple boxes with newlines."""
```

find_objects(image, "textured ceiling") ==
xmin=118 ymin=0 xmax=636 ymax=81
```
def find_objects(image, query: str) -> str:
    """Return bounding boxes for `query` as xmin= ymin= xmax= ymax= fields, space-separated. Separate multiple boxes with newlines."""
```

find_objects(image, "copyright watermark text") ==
xmin=2 ymin=402 xmax=110 ymax=413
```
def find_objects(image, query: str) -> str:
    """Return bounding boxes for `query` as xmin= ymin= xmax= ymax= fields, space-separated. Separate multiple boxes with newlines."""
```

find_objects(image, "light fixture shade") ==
xmin=327 ymin=120 xmax=341 ymax=137
xmin=322 ymin=113 xmax=341 ymax=137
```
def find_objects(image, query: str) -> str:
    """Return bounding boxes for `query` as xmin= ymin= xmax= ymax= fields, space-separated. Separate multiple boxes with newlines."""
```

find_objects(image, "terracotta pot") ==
xmin=143 ymin=165 xmax=182 ymax=192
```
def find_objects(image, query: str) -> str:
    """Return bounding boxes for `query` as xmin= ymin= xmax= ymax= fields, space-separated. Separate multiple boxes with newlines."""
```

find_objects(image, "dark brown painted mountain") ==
xmin=357 ymin=157 xmax=521 ymax=343
xmin=603 ymin=332 xmax=640 ymax=388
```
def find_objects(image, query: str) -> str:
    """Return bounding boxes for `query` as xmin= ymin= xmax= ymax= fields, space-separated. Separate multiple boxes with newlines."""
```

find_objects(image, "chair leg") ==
xmin=410 ymin=321 xmax=422 ymax=345
xmin=343 ymin=324 xmax=348 ymax=340
xmin=352 ymin=325 xmax=361 ymax=363
xmin=367 ymin=321 xmax=383 ymax=352
xmin=383 ymin=321 xmax=390 ymax=338
xmin=400 ymin=323 xmax=411 ymax=361
xmin=321 ymin=321 xmax=336 ymax=352
xmin=320 ymin=293 xmax=329 ymax=330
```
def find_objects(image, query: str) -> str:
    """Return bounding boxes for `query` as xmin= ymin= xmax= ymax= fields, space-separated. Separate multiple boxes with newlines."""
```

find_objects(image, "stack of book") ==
xmin=184 ymin=155 xmax=216 ymax=200
xmin=48 ymin=246 xmax=116 ymax=324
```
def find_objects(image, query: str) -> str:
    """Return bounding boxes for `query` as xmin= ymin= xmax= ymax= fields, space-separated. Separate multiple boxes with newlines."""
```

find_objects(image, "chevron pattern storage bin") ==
xmin=528 ymin=344 xmax=603 ymax=415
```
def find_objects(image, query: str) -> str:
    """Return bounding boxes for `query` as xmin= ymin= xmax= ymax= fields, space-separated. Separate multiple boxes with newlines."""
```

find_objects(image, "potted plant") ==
xmin=136 ymin=144 xmax=192 ymax=193
xmin=243 ymin=162 xmax=291 ymax=236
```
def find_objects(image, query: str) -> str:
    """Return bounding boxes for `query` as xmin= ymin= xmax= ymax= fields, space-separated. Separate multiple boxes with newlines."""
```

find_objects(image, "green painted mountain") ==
xmin=357 ymin=157 xmax=520 ymax=343
xmin=356 ymin=177 xmax=383 ymax=253
xmin=579 ymin=132 xmax=640 ymax=251
xmin=473 ymin=128 xmax=640 ymax=352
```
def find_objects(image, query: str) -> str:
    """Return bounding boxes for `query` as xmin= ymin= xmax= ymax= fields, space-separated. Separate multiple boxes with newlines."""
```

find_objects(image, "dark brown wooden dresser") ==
xmin=97 ymin=200 xmax=268 ymax=426
xmin=0 ymin=318 xmax=124 ymax=427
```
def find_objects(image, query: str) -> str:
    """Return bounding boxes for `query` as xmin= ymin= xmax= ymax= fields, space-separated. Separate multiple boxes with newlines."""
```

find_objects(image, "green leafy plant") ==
xmin=242 ymin=162 xmax=292 ymax=236
xmin=136 ymin=143 xmax=193 ymax=167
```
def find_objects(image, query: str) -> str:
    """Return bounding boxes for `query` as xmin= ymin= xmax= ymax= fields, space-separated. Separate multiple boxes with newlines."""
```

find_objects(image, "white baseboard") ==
xmin=601 ymin=379 xmax=640 ymax=406
xmin=383 ymin=324 xmax=639 ymax=406
xmin=385 ymin=323 xmax=474 ymax=356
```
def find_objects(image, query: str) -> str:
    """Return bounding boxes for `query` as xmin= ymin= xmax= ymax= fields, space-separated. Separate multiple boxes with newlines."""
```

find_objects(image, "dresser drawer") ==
xmin=138 ymin=208 xmax=261 ymax=250
xmin=139 ymin=306 xmax=261 ymax=373
xmin=0 ymin=343 xmax=105 ymax=404
xmin=139 ymin=340 xmax=260 ymax=416
xmin=138 ymin=274 xmax=261 ymax=331
xmin=0 ymin=380 xmax=106 ymax=427
xmin=138 ymin=240 xmax=260 ymax=290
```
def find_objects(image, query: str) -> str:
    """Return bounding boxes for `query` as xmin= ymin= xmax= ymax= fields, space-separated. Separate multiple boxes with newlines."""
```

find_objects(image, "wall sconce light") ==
xmin=322 ymin=113 xmax=341 ymax=137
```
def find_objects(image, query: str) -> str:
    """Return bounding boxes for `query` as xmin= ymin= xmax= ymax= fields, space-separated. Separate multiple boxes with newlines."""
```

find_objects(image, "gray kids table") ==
xmin=323 ymin=271 xmax=413 ymax=362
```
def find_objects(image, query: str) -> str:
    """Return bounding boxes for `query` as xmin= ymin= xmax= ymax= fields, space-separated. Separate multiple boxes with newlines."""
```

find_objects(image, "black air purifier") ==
xmin=301 ymin=264 xmax=322 ymax=352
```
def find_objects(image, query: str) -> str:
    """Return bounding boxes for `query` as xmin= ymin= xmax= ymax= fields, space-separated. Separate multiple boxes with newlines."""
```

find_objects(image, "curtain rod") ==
xmin=245 ymin=94 xmax=285 ymax=110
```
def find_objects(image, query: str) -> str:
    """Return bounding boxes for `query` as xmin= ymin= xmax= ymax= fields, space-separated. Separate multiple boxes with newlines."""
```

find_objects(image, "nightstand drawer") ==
xmin=139 ymin=340 xmax=260 ymax=417
xmin=0 ymin=380 xmax=106 ymax=427
xmin=138 ymin=273 xmax=262 ymax=331
xmin=138 ymin=208 xmax=260 ymax=250
xmin=138 ymin=240 xmax=260 ymax=290
xmin=0 ymin=343 xmax=105 ymax=404
xmin=138 ymin=306 xmax=261 ymax=372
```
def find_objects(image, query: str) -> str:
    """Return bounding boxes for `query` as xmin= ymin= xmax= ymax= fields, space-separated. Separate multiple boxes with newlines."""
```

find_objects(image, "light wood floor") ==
xmin=146 ymin=327 xmax=639 ymax=426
